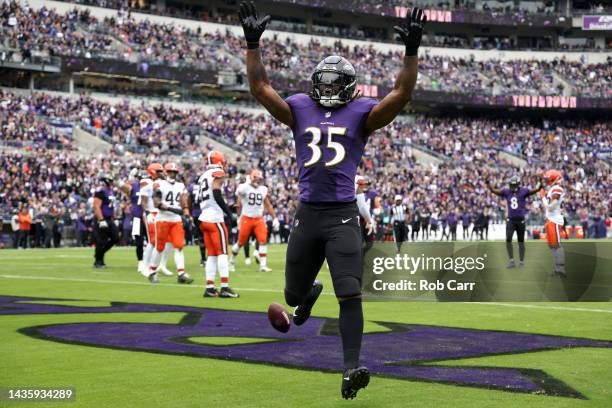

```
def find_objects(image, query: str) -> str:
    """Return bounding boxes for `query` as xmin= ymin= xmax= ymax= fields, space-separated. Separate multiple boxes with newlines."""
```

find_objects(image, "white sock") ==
xmin=160 ymin=243 xmax=172 ymax=269
xmin=206 ymin=256 xmax=218 ymax=288
xmin=174 ymin=249 xmax=185 ymax=275
xmin=218 ymin=254 xmax=229 ymax=288
xmin=149 ymin=250 xmax=161 ymax=276
xmin=143 ymin=243 xmax=154 ymax=268
xmin=259 ymin=245 xmax=267 ymax=268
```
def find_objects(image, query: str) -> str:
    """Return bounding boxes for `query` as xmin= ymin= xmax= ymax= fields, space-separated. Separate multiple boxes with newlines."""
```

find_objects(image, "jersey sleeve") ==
xmin=285 ymin=93 xmax=312 ymax=109
xmin=500 ymin=188 xmax=510 ymax=198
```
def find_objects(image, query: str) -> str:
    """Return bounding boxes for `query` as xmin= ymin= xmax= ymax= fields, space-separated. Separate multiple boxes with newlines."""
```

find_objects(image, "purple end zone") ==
xmin=3 ymin=296 xmax=610 ymax=398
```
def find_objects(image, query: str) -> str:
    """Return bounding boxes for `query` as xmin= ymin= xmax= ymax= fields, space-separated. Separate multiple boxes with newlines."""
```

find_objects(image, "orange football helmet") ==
xmin=164 ymin=162 xmax=180 ymax=172
xmin=543 ymin=170 xmax=562 ymax=186
xmin=147 ymin=163 xmax=163 ymax=179
xmin=207 ymin=151 xmax=226 ymax=168
xmin=250 ymin=169 xmax=263 ymax=181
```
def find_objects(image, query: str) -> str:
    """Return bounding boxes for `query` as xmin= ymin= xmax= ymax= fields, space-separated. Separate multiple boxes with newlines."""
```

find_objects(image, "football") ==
xmin=268 ymin=302 xmax=291 ymax=333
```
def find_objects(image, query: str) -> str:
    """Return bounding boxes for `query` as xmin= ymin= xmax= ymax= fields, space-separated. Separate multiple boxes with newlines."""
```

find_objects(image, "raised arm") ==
xmin=239 ymin=1 xmax=293 ymax=127
xmin=486 ymin=177 xmax=504 ymax=197
xmin=526 ymin=182 xmax=544 ymax=197
xmin=365 ymin=8 xmax=426 ymax=133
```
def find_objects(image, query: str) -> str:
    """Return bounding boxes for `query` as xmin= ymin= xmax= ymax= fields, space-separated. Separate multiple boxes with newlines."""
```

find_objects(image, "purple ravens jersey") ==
xmin=501 ymin=187 xmax=529 ymax=218
xmin=285 ymin=93 xmax=378 ymax=202
xmin=94 ymin=186 xmax=115 ymax=218
xmin=130 ymin=181 xmax=143 ymax=218
xmin=188 ymin=183 xmax=202 ymax=218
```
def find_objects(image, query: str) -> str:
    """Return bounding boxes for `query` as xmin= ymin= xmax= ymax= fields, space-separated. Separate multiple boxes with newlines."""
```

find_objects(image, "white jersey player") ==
xmin=541 ymin=169 xmax=566 ymax=277
xmin=198 ymin=151 xmax=238 ymax=298
xmin=147 ymin=162 xmax=193 ymax=285
xmin=230 ymin=169 xmax=279 ymax=272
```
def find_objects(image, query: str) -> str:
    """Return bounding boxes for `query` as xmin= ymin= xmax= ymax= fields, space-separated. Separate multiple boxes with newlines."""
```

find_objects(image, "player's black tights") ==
xmin=339 ymin=297 xmax=363 ymax=369
xmin=135 ymin=234 xmax=144 ymax=261
xmin=94 ymin=219 xmax=119 ymax=264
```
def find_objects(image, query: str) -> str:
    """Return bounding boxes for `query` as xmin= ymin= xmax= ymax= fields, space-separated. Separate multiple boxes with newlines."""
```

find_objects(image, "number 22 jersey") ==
xmin=197 ymin=166 xmax=226 ymax=223
xmin=285 ymin=93 xmax=377 ymax=203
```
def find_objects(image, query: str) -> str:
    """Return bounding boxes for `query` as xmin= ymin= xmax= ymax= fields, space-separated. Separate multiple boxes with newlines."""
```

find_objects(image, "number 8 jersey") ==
xmin=236 ymin=182 xmax=268 ymax=218
xmin=197 ymin=166 xmax=226 ymax=223
xmin=285 ymin=93 xmax=377 ymax=203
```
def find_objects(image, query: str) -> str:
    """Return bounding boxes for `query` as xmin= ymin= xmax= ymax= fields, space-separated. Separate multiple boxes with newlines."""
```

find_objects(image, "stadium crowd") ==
xmin=2 ymin=94 xmax=610 ymax=247
xmin=2 ymin=2 xmax=610 ymax=98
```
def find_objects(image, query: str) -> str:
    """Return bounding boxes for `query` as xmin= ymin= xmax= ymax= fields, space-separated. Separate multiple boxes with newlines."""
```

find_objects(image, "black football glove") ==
xmin=393 ymin=8 xmax=427 ymax=57
xmin=238 ymin=1 xmax=270 ymax=50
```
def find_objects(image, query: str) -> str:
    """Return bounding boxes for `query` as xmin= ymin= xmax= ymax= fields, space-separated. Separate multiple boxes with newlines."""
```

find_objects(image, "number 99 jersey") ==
xmin=197 ymin=166 xmax=226 ymax=223
xmin=236 ymin=182 xmax=268 ymax=218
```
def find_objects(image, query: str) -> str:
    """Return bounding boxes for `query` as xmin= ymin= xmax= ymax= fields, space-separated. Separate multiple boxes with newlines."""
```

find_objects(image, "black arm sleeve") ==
xmin=213 ymin=189 xmax=231 ymax=216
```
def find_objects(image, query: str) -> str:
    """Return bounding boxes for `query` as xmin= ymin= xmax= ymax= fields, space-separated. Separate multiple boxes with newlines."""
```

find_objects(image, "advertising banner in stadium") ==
xmin=362 ymin=242 xmax=612 ymax=301
xmin=582 ymin=15 xmax=612 ymax=30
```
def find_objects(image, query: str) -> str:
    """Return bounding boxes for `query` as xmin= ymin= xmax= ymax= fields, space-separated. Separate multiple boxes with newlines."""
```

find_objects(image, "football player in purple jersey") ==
xmin=487 ymin=175 xmax=541 ymax=269
xmin=239 ymin=1 xmax=426 ymax=399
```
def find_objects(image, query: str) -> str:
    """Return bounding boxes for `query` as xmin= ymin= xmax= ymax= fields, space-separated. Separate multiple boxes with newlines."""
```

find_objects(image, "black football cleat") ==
xmin=293 ymin=281 xmax=323 ymax=326
xmin=177 ymin=273 xmax=194 ymax=284
xmin=204 ymin=288 xmax=219 ymax=297
xmin=341 ymin=367 xmax=370 ymax=400
xmin=93 ymin=261 xmax=106 ymax=269
xmin=148 ymin=272 xmax=159 ymax=284
xmin=219 ymin=287 xmax=240 ymax=298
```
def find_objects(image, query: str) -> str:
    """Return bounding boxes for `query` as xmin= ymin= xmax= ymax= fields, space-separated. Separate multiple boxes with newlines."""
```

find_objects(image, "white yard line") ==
xmin=472 ymin=302 xmax=612 ymax=314
xmin=1 ymin=274 xmax=612 ymax=314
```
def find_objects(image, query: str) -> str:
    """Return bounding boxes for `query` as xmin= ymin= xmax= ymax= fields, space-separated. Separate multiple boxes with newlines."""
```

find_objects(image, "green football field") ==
xmin=1 ymin=244 xmax=611 ymax=408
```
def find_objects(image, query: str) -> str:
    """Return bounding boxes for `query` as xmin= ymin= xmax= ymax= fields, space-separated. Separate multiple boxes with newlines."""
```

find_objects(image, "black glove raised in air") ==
xmin=238 ymin=1 xmax=271 ymax=49
xmin=393 ymin=8 xmax=427 ymax=57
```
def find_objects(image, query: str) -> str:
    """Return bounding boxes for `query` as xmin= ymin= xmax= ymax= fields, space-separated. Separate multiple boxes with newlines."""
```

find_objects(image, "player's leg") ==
xmin=517 ymin=219 xmax=526 ymax=268
xmin=148 ymin=221 xmax=170 ymax=283
xmin=230 ymin=217 xmax=251 ymax=271
xmin=105 ymin=220 xmax=119 ymax=254
xmin=134 ymin=217 xmax=146 ymax=273
xmin=323 ymin=207 xmax=369 ymax=399
xmin=505 ymin=221 xmax=516 ymax=268
xmin=253 ymin=233 xmax=261 ymax=264
xmin=158 ymin=242 xmax=173 ymax=276
xmin=201 ymin=222 xmax=220 ymax=297
xmin=216 ymin=222 xmax=238 ymax=297
xmin=171 ymin=222 xmax=193 ymax=284
xmin=284 ymin=204 xmax=325 ymax=312
xmin=254 ymin=217 xmax=270 ymax=272
xmin=546 ymin=221 xmax=566 ymax=277
xmin=392 ymin=223 xmax=400 ymax=253
xmin=93 ymin=221 xmax=108 ymax=267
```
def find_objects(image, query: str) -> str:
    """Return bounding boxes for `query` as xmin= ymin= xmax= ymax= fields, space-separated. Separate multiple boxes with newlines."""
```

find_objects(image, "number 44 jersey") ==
xmin=236 ymin=182 xmax=268 ymax=218
xmin=285 ymin=93 xmax=378 ymax=203
xmin=197 ymin=166 xmax=226 ymax=223
xmin=155 ymin=179 xmax=187 ymax=222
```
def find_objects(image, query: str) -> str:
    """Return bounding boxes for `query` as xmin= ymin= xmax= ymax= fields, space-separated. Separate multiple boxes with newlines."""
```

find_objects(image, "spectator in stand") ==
xmin=17 ymin=206 xmax=32 ymax=248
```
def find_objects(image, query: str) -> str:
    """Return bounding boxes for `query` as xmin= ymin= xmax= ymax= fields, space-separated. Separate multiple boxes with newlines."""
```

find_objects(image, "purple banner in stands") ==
xmin=270 ymin=0 xmax=570 ymax=27
xmin=582 ymin=15 xmax=612 ymax=30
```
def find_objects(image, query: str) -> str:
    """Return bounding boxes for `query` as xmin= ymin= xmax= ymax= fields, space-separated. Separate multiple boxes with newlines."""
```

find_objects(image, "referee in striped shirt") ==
xmin=389 ymin=195 xmax=409 ymax=253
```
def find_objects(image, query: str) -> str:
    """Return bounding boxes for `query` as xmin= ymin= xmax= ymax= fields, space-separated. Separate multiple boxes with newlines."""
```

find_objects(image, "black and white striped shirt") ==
xmin=390 ymin=204 xmax=408 ymax=223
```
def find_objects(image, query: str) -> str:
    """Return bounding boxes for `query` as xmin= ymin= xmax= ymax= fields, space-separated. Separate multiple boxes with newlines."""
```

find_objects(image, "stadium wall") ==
xmin=22 ymin=0 xmax=609 ymax=64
